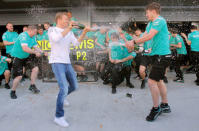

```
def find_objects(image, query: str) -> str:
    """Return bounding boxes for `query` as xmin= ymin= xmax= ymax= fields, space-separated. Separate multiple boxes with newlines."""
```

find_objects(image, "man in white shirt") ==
xmin=48 ymin=12 xmax=90 ymax=127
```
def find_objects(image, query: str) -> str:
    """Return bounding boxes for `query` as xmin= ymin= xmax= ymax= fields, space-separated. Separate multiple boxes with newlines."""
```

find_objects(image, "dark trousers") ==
xmin=191 ymin=51 xmax=199 ymax=80
xmin=174 ymin=54 xmax=186 ymax=79
xmin=134 ymin=53 xmax=142 ymax=76
xmin=112 ymin=64 xmax=132 ymax=89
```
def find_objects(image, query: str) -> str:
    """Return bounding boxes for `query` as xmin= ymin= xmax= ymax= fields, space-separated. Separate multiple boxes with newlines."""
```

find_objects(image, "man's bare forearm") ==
xmin=61 ymin=26 xmax=73 ymax=37
xmin=3 ymin=41 xmax=14 ymax=46
xmin=78 ymin=31 xmax=87 ymax=43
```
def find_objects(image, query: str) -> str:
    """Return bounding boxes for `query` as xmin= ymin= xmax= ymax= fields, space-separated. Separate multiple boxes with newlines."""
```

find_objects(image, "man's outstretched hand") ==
xmin=83 ymin=27 xmax=92 ymax=33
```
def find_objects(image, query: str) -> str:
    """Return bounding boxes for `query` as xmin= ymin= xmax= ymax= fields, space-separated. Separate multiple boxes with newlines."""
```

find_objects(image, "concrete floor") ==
xmin=0 ymin=72 xmax=199 ymax=131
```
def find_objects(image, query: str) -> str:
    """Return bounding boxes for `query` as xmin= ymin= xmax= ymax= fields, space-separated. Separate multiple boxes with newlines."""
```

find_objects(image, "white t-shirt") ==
xmin=48 ymin=27 xmax=80 ymax=64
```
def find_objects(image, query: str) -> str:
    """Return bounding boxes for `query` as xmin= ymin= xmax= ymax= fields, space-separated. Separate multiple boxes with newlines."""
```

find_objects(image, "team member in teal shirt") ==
xmin=0 ymin=51 xmax=11 ymax=89
xmin=139 ymin=32 xmax=153 ymax=89
xmin=127 ymin=2 xmax=171 ymax=121
xmin=2 ymin=22 xmax=18 ymax=55
xmin=95 ymin=28 xmax=107 ymax=76
xmin=10 ymin=25 xmax=46 ymax=99
xmin=170 ymin=29 xmax=187 ymax=82
xmin=44 ymin=22 xmax=50 ymax=40
xmin=134 ymin=28 xmax=145 ymax=83
xmin=36 ymin=26 xmax=48 ymax=41
xmin=109 ymin=32 xmax=136 ymax=94
xmin=2 ymin=22 xmax=18 ymax=70
xmin=182 ymin=25 xmax=199 ymax=85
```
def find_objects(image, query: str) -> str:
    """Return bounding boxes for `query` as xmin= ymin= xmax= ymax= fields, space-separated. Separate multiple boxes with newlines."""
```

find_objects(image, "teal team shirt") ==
xmin=86 ymin=31 xmax=96 ymax=39
xmin=110 ymin=44 xmax=125 ymax=60
xmin=95 ymin=31 xmax=106 ymax=49
xmin=123 ymin=31 xmax=133 ymax=41
xmin=43 ymin=30 xmax=49 ymax=40
xmin=175 ymin=35 xmax=187 ymax=55
xmin=122 ymin=47 xmax=136 ymax=66
xmin=110 ymin=43 xmax=136 ymax=66
xmin=146 ymin=16 xmax=171 ymax=55
xmin=169 ymin=35 xmax=177 ymax=45
xmin=2 ymin=31 xmax=18 ymax=54
xmin=0 ymin=56 xmax=8 ymax=75
xmin=11 ymin=32 xmax=37 ymax=59
xmin=188 ymin=31 xmax=199 ymax=52
xmin=36 ymin=33 xmax=48 ymax=41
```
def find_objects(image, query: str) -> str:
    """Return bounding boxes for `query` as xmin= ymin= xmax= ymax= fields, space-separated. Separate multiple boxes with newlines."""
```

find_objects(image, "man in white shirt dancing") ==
xmin=48 ymin=12 xmax=90 ymax=127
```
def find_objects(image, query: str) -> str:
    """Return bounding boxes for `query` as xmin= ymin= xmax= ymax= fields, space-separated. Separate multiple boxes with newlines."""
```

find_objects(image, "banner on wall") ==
xmin=36 ymin=39 xmax=95 ymax=61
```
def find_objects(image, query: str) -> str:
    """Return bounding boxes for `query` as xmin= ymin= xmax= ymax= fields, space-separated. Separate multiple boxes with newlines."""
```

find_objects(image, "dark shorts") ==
xmin=12 ymin=55 xmax=39 ymax=79
xmin=149 ymin=54 xmax=171 ymax=82
xmin=0 ymin=74 xmax=5 ymax=81
xmin=6 ymin=54 xmax=14 ymax=70
xmin=140 ymin=55 xmax=152 ymax=67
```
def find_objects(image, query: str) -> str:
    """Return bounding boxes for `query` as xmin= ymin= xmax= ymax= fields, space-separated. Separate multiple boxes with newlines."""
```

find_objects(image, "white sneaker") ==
xmin=64 ymin=99 xmax=70 ymax=107
xmin=54 ymin=117 xmax=69 ymax=127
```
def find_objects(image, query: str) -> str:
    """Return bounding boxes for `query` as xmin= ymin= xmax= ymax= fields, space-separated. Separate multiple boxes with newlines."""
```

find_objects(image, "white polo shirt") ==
xmin=48 ymin=27 xmax=80 ymax=64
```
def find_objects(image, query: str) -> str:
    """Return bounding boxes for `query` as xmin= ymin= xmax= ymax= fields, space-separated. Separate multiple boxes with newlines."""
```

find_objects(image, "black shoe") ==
xmin=194 ymin=79 xmax=199 ymax=83
xmin=29 ymin=84 xmax=40 ymax=94
xmin=141 ymin=79 xmax=146 ymax=89
xmin=196 ymin=82 xmax=199 ymax=86
xmin=146 ymin=107 xmax=162 ymax=122
xmin=163 ymin=76 xmax=168 ymax=83
xmin=160 ymin=103 xmax=171 ymax=113
xmin=10 ymin=91 xmax=17 ymax=99
xmin=0 ymin=81 xmax=2 ymax=86
xmin=5 ymin=83 xmax=10 ymax=89
xmin=126 ymin=82 xmax=134 ymax=88
xmin=173 ymin=77 xmax=184 ymax=83
xmin=112 ymin=87 xmax=117 ymax=94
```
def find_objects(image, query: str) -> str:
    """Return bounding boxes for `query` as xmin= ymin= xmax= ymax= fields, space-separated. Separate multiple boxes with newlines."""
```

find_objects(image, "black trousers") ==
xmin=112 ymin=64 xmax=132 ymax=88
xmin=170 ymin=49 xmax=177 ymax=71
xmin=134 ymin=53 xmax=142 ymax=76
xmin=190 ymin=51 xmax=199 ymax=80
xmin=174 ymin=54 xmax=186 ymax=79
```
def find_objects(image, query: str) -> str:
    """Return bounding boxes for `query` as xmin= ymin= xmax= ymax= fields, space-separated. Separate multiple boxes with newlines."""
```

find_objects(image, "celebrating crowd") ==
xmin=0 ymin=2 xmax=199 ymax=127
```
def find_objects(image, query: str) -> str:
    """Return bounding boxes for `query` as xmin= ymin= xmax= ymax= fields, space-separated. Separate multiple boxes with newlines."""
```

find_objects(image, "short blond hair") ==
xmin=146 ymin=2 xmax=161 ymax=14
xmin=55 ymin=12 xmax=68 ymax=23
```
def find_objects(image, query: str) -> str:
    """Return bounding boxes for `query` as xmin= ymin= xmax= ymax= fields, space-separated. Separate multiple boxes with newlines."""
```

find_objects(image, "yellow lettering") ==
xmin=82 ymin=51 xmax=87 ymax=61
xmin=77 ymin=41 xmax=84 ymax=49
xmin=84 ymin=40 xmax=87 ymax=49
xmin=45 ymin=41 xmax=51 ymax=50
xmin=87 ymin=39 xmax=94 ymax=49
xmin=37 ymin=41 xmax=42 ymax=49
xmin=76 ymin=51 xmax=81 ymax=61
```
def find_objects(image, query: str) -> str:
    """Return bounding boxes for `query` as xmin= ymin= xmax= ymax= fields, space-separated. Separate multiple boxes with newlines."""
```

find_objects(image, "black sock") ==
xmin=126 ymin=80 xmax=131 ymax=84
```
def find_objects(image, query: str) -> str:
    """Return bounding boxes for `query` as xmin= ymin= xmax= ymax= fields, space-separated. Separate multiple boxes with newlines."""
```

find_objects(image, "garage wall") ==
xmin=0 ymin=6 xmax=199 ymax=26
xmin=91 ymin=7 xmax=199 ymax=23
